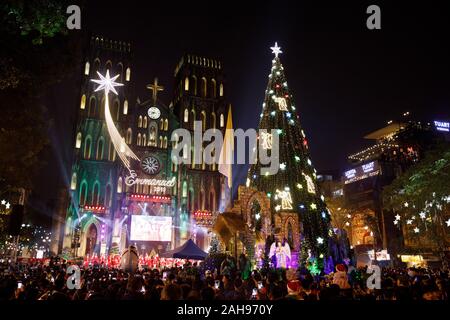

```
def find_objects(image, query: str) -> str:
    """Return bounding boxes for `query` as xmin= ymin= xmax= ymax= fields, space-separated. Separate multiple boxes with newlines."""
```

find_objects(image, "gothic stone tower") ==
xmin=172 ymin=54 xmax=229 ymax=249
xmin=63 ymin=36 xmax=133 ymax=258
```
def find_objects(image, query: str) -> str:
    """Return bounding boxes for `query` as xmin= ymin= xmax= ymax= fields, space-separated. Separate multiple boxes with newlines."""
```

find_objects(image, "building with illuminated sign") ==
xmin=343 ymin=118 xmax=449 ymax=265
xmin=57 ymin=36 xmax=229 ymax=258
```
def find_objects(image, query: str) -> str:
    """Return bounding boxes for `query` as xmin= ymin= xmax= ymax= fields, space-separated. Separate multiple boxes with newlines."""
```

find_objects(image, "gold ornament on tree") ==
xmin=275 ymin=188 xmax=293 ymax=210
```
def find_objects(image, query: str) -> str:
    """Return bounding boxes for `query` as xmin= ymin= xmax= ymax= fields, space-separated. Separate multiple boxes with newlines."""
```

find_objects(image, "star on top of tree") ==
xmin=270 ymin=42 xmax=283 ymax=58
xmin=91 ymin=70 xmax=123 ymax=95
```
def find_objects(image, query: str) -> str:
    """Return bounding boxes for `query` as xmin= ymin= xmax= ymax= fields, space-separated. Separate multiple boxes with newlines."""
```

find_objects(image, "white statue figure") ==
xmin=120 ymin=245 xmax=139 ymax=273
xmin=269 ymin=240 xmax=291 ymax=268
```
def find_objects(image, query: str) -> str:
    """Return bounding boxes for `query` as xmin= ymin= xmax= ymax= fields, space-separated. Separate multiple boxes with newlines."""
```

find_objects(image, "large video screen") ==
xmin=130 ymin=215 xmax=172 ymax=242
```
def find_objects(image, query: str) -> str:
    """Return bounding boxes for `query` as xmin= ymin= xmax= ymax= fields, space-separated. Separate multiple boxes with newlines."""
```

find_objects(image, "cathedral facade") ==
xmin=61 ymin=36 xmax=229 ymax=258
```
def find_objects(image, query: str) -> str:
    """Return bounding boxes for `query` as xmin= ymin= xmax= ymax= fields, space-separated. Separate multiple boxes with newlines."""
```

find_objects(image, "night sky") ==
xmin=35 ymin=2 xmax=450 ymax=217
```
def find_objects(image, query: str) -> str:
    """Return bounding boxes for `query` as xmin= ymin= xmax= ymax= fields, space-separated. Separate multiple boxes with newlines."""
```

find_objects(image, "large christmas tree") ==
xmin=247 ymin=43 xmax=331 ymax=268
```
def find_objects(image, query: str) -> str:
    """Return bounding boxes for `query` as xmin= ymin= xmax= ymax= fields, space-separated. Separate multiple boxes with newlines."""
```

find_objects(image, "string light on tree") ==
xmin=260 ymin=131 xmax=273 ymax=149
xmin=303 ymin=173 xmax=316 ymax=194
xmin=274 ymin=97 xmax=288 ymax=111
xmin=276 ymin=188 xmax=293 ymax=210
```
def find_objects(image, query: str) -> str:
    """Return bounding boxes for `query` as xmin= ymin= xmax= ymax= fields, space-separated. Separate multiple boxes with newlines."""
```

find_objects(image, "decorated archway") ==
xmin=78 ymin=217 xmax=102 ymax=258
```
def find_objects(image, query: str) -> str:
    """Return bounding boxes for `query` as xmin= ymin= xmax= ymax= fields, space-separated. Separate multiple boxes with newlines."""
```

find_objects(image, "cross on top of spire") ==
xmin=270 ymin=42 xmax=283 ymax=58
xmin=146 ymin=77 xmax=164 ymax=104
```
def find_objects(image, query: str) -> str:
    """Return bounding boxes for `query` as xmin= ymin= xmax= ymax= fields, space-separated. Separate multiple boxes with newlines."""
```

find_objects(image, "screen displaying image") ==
xmin=130 ymin=215 xmax=172 ymax=241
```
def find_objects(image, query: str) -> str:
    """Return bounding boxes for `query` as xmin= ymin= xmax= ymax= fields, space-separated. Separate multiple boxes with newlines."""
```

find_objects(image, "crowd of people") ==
xmin=0 ymin=256 xmax=448 ymax=301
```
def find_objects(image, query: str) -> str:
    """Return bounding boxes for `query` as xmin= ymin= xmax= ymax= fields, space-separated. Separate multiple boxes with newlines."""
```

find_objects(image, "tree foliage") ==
xmin=383 ymin=143 xmax=450 ymax=211
xmin=382 ymin=143 xmax=450 ymax=263
xmin=0 ymin=0 xmax=82 ymax=189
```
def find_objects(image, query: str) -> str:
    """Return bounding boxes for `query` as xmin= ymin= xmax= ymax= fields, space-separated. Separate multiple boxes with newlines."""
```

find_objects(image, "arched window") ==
xmin=84 ymin=136 xmax=91 ymax=159
xmin=137 ymin=133 xmax=142 ymax=146
xmin=143 ymin=116 xmax=148 ymax=129
xmin=92 ymin=182 xmax=100 ymax=205
xmin=93 ymin=58 xmax=100 ymax=72
xmin=201 ymin=77 xmax=207 ymax=97
xmin=126 ymin=128 xmax=132 ymax=144
xmin=96 ymin=137 xmax=104 ymax=160
xmin=84 ymin=62 xmax=90 ymax=75
xmin=191 ymin=109 xmax=196 ymax=130
xmin=105 ymin=185 xmax=112 ymax=207
xmin=79 ymin=181 xmax=87 ymax=206
xmin=184 ymin=109 xmax=189 ymax=123
xmin=75 ymin=132 xmax=82 ymax=149
xmin=200 ymin=189 xmax=205 ymax=210
xmin=117 ymin=62 xmax=124 ymax=81
xmin=219 ymin=83 xmax=224 ymax=97
xmin=117 ymin=177 xmax=123 ymax=193
xmin=142 ymin=134 xmax=147 ymax=147
xmin=192 ymin=75 xmax=197 ymax=95
xmin=108 ymin=141 xmax=116 ymax=161
xmin=201 ymin=147 xmax=205 ymax=170
xmin=211 ymin=79 xmax=217 ymax=98
xmin=163 ymin=136 xmax=167 ymax=149
xmin=211 ymin=149 xmax=216 ymax=171
xmin=123 ymin=100 xmax=128 ymax=115
xmin=211 ymin=112 xmax=216 ymax=129
xmin=171 ymin=155 xmax=177 ymax=172
xmin=159 ymin=118 xmax=164 ymax=130
xmin=188 ymin=190 xmax=193 ymax=212
xmin=88 ymin=97 xmax=96 ymax=117
xmin=172 ymin=133 xmax=178 ymax=149
xmin=182 ymin=181 xmax=188 ymax=198
xmin=80 ymin=94 xmax=86 ymax=109
xmin=125 ymin=67 xmax=131 ymax=81
xmin=164 ymin=119 xmax=168 ymax=131
xmin=105 ymin=60 xmax=112 ymax=71
xmin=99 ymin=96 xmax=105 ymax=119
xmin=65 ymin=217 xmax=72 ymax=235
xmin=70 ymin=172 xmax=77 ymax=190
xmin=209 ymin=191 xmax=216 ymax=212
xmin=191 ymin=143 xmax=196 ymax=169
xmin=220 ymin=113 xmax=224 ymax=127
xmin=138 ymin=116 xmax=142 ymax=128
xmin=201 ymin=111 xmax=206 ymax=131
xmin=184 ymin=76 xmax=189 ymax=91
xmin=149 ymin=125 xmax=157 ymax=146
xmin=159 ymin=136 xmax=163 ymax=148
xmin=113 ymin=99 xmax=120 ymax=121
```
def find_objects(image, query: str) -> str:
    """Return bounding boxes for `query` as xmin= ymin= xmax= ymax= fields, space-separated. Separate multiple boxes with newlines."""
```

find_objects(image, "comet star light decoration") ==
xmin=91 ymin=71 xmax=139 ymax=169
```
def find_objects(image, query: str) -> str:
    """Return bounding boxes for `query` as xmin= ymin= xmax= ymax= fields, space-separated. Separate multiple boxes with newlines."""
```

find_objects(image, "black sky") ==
xmin=36 ymin=1 xmax=450 ymax=213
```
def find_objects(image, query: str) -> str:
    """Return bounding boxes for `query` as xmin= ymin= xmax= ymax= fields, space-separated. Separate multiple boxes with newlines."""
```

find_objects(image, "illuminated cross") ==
xmin=147 ymin=77 xmax=164 ymax=104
